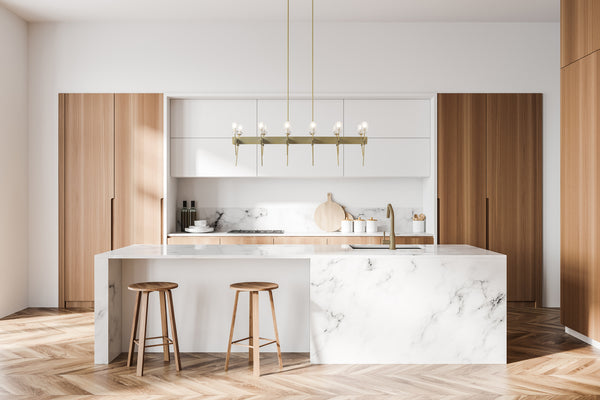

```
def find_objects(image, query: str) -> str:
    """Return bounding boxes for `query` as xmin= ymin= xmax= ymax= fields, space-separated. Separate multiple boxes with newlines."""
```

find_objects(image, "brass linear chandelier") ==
xmin=232 ymin=0 xmax=368 ymax=167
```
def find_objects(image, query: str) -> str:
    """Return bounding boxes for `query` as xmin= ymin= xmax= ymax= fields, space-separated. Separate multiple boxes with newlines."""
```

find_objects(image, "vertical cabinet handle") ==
xmin=110 ymin=197 xmax=115 ymax=250
xmin=160 ymin=198 xmax=164 ymax=245
xmin=485 ymin=197 xmax=489 ymax=250
xmin=437 ymin=198 xmax=440 ymax=244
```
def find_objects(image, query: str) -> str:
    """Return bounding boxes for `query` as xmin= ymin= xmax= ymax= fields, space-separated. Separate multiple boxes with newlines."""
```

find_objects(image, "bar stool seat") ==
xmin=230 ymin=282 xmax=279 ymax=291
xmin=127 ymin=281 xmax=181 ymax=376
xmin=225 ymin=281 xmax=282 ymax=377
xmin=129 ymin=282 xmax=178 ymax=291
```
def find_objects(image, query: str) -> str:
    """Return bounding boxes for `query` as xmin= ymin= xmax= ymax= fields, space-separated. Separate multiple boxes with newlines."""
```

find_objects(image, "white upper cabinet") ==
xmin=344 ymin=99 xmax=431 ymax=138
xmin=170 ymin=99 xmax=256 ymax=138
xmin=344 ymin=139 xmax=430 ymax=177
xmin=257 ymin=100 xmax=344 ymax=177
xmin=257 ymin=100 xmax=343 ymax=136
xmin=171 ymin=138 xmax=256 ymax=177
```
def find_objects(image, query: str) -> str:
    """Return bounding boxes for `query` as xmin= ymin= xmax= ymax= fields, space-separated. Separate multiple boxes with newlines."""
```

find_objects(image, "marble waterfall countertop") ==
xmin=101 ymin=244 xmax=500 ymax=259
xmin=95 ymin=244 xmax=507 ymax=365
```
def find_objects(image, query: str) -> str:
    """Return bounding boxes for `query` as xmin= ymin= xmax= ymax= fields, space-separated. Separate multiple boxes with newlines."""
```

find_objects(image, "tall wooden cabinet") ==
xmin=561 ymin=0 xmax=600 ymax=342
xmin=59 ymin=93 xmax=163 ymax=308
xmin=438 ymin=93 xmax=543 ymax=305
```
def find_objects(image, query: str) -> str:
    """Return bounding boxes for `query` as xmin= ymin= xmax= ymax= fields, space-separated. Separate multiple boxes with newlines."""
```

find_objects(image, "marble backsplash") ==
xmin=178 ymin=206 xmax=424 ymax=233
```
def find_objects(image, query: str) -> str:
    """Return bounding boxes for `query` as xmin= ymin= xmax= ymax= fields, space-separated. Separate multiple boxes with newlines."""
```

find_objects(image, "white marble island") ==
xmin=95 ymin=244 xmax=506 ymax=365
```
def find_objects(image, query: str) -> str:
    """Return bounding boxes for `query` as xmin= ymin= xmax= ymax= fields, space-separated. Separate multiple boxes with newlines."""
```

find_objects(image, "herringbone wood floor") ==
xmin=0 ymin=306 xmax=599 ymax=399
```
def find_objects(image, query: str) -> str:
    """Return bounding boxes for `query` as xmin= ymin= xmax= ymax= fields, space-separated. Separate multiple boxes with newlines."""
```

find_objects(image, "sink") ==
xmin=349 ymin=244 xmax=423 ymax=250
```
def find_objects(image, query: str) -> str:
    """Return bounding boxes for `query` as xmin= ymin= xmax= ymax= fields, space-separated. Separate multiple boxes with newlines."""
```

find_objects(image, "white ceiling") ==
xmin=0 ymin=0 xmax=559 ymax=23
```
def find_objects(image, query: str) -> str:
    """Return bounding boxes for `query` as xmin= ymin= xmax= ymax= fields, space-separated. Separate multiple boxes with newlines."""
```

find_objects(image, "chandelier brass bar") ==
xmin=233 ymin=136 xmax=368 ymax=145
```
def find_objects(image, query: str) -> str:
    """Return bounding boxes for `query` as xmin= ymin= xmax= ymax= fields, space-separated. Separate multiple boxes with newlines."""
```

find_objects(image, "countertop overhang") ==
xmin=98 ymin=244 xmax=505 ymax=260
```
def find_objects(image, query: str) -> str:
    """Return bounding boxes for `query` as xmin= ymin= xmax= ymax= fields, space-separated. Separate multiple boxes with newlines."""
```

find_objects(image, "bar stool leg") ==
xmin=251 ymin=291 xmax=260 ymax=377
xmin=248 ymin=293 xmax=253 ymax=365
xmin=136 ymin=291 xmax=150 ymax=376
xmin=127 ymin=291 xmax=141 ymax=367
xmin=225 ymin=290 xmax=240 ymax=371
xmin=159 ymin=291 xmax=170 ymax=362
xmin=268 ymin=290 xmax=283 ymax=369
xmin=166 ymin=289 xmax=182 ymax=371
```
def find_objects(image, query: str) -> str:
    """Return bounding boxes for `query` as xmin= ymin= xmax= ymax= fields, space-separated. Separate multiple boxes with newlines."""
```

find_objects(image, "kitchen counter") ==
xmin=95 ymin=244 xmax=506 ymax=365
xmin=167 ymin=231 xmax=434 ymax=237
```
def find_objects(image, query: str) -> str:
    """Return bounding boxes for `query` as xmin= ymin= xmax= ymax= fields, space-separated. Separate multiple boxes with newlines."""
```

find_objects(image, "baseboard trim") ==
xmin=565 ymin=326 xmax=600 ymax=349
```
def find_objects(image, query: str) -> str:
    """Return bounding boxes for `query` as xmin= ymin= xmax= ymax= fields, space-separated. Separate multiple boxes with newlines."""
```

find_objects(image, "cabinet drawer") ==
xmin=167 ymin=236 xmax=220 ymax=245
xmin=327 ymin=236 xmax=383 ymax=245
xmin=273 ymin=236 xmax=328 ymax=245
xmin=220 ymin=236 xmax=275 ymax=245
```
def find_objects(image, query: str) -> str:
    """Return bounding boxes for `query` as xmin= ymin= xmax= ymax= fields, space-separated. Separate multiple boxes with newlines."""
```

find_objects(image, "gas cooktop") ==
xmin=227 ymin=229 xmax=284 ymax=234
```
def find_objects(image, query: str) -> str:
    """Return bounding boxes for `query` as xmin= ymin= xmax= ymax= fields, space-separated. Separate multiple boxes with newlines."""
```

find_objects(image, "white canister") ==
xmin=353 ymin=219 xmax=366 ymax=234
xmin=412 ymin=220 xmax=425 ymax=233
xmin=341 ymin=219 xmax=353 ymax=234
xmin=366 ymin=218 xmax=378 ymax=233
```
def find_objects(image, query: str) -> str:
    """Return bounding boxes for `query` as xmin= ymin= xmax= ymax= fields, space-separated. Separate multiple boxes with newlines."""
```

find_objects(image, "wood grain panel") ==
xmin=273 ymin=237 xmax=328 ymax=245
xmin=487 ymin=94 xmax=543 ymax=303
xmin=397 ymin=236 xmax=435 ymax=245
xmin=58 ymin=94 xmax=65 ymax=308
xmin=437 ymin=94 xmax=487 ymax=247
xmin=561 ymin=0 xmax=600 ymax=68
xmin=114 ymin=94 xmax=164 ymax=247
xmin=63 ymin=94 xmax=114 ymax=303
xmin=561 ymin=53 xmax=600 ymax=341
xmin=167 ymin=236 xmax=220 ymax=245
xmin=327 ymin=236 xmax=382 ymax=245
xmin=220 ymin=236 xmax=275 ymax=245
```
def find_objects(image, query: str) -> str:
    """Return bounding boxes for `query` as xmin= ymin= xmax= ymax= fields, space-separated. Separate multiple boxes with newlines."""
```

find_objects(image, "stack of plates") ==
xmin=185 ymin=226 xmax=214 ymax=233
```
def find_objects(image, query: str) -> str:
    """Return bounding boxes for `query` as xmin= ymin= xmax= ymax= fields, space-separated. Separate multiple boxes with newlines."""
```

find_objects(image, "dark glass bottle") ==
xmin=181 ymin=201 xmax=189 ymax=231
xmin=189 ymin=201 xmax=197 ymax=226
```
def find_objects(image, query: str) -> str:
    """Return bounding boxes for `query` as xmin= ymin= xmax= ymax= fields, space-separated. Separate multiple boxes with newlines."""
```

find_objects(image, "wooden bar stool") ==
xmin=127 ymin=281 xmax=181 ymax=376
xmin=225 ymin=282 xmax=283 ymax=377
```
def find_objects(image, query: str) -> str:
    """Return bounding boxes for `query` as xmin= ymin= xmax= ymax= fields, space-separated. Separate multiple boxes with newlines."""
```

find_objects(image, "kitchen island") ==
xmin=95 ymin=244 xmax=506 ymax=365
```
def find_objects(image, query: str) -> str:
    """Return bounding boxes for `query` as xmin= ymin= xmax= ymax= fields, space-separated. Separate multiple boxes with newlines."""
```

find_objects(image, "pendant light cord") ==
xmin=312 ymin=0 xmax=314 ymax=122
xmin=287 ymin=0 xmax=290 ymax=122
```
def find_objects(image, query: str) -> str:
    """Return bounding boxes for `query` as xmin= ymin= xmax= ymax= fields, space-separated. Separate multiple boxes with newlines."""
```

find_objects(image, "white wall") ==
xmin=28 ymin=21 xmax=560 ymax=307
xmin=0 ymin=6 xmax=28 ymax=317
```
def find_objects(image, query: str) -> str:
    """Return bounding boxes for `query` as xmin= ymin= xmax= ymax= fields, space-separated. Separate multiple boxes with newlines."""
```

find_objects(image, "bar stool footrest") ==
xmin=231 ymin=336 xmax=279 ymax=349
xmin=134 ymin=336 xmax=174 ymax=348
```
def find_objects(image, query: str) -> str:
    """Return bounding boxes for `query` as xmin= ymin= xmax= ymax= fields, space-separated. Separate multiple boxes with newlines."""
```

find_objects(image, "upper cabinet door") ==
xmin=344 ymin=138 xmax=430 ymax=177
xmin=170 ymin=99 xmax=256 ymax=138
xmin=344 ymin=99 xmax=431 ymax=138
xmin=114 ymin=94 xmax=164 ymax=247
xmin=561 ymin=0 xmax=600 ymax=67
xmin=257 ymin=100 xmax=344 ymax=177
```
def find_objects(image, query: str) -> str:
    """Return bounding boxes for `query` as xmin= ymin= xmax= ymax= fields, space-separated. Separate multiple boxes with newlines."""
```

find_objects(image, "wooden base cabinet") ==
xmin=438 ymin=93 xmax=542 ymax=305
xmin=59 ymin=93 xmax=164 ymax=308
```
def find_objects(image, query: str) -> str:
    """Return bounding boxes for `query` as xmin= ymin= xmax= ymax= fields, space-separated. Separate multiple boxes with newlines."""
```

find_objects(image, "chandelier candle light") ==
xmin=232 ymin=0 xmax=368 ymax=167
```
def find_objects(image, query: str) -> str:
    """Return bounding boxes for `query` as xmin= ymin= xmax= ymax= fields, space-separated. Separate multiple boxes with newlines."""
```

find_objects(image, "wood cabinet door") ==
xmin=437 ymin=94 xmax=487 ymax=247
xmin=114 ymin=94 xmax=164 ymax=247
xmin=62 ymin=94 xmax=114 ymax=303
xmin=273 ymin=237 xmax=328 ymax=245
xmin=220 ymin=236 xmax=275 ymax=245
xmin=486 ymin=94 xmax=543 ymax=303
xmin=561 ymin=0 xmax=600 ymax=68
xmin=327 ymin=236 xmax=382 ymax=245
xmin=167 ymin=236 xmax=220 ymax=245
xmin=560 ymin=53 xmax=600 ymax=338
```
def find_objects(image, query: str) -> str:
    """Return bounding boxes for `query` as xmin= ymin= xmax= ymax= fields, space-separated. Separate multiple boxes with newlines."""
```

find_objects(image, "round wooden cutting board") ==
xmin=314 ymin=193 xmax=345 ymax=232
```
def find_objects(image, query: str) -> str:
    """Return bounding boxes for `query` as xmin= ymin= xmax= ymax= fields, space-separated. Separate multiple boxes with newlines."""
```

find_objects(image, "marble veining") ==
xmin=309 ymin=255 xmax=506 ymax=364
xmin=95 ymin=244 xmax=506 ymax=365
xmin=181 ymin=206 xmax=421 ymax=233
